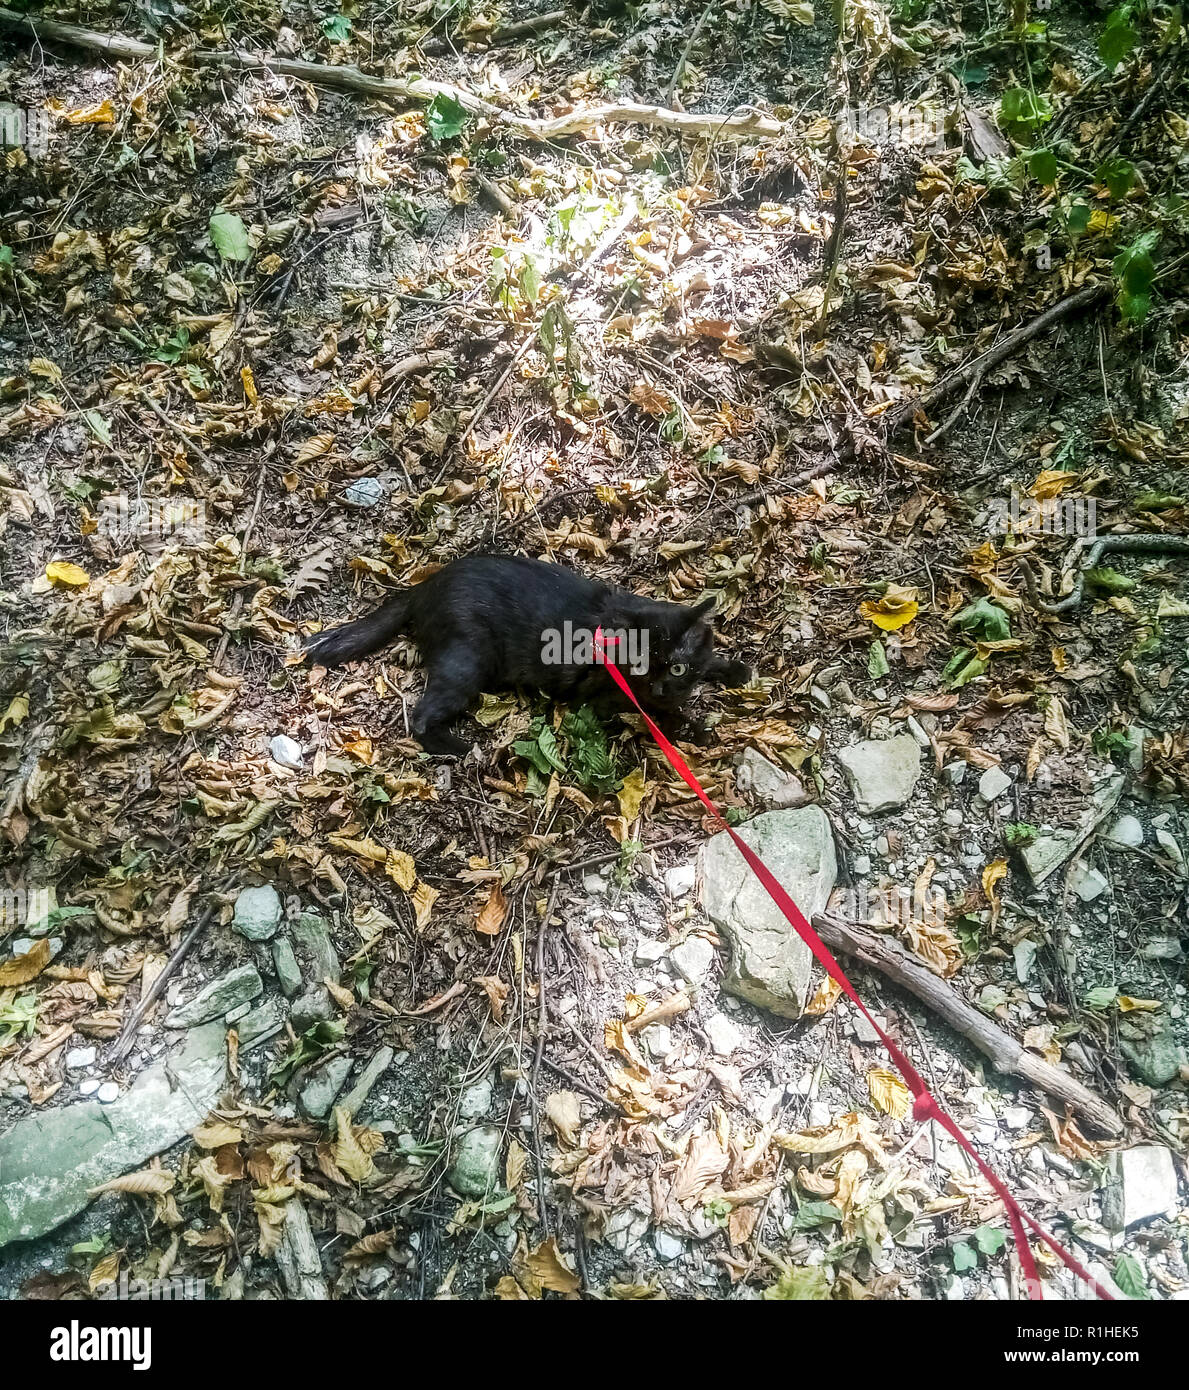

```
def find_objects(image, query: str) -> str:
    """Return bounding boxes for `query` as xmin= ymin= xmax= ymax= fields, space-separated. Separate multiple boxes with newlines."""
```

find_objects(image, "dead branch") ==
xmin=0 ymin=8 xmax=782 ymax=141
xmin=880 ymin=283 xmax=1107 ymax=439
xmin=812 ymin=911 xmax=1124 ymax=1137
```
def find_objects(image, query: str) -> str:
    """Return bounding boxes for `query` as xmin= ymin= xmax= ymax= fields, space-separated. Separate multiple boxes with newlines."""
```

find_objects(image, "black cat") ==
xmin=304 ymin=554 xmax=751 ymax=754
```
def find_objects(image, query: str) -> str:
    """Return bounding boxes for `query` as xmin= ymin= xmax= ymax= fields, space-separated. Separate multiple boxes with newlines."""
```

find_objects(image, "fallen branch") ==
xmin=1017 ymin=532 xmax=1189 ymax=615
xmin=0 ymin=8 xmax=782 ymax=141
xmin=812 ymin=911 xmax=1124 ymax=1137
xmin=880 ymin=283 xmax=1107 ymax=439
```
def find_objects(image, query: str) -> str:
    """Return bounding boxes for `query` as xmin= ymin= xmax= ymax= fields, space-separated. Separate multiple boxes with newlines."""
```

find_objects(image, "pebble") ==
xmin=1069 ymin=862 xmax=1109 ymax=902
xmin=459 ymin=1079 xmax=492 ymax=1120
xmin=269 ymin=735 xmax=303 ymax=768
xmin=633 ymin=938 xmax=667 ymax=965
xmin=943 ymin=809 xmax=964 ymax=828
xmin=704 ymin=1012 xmax=744 ymax=1057
xmin=978 ymin=766 xmax=1013 ymax=802
xmin=65 ymin=1047 xmax=96 ymax=1070
xmin=78 ymin=1078 xmax=101 ymax=1097
xmin=343 ymin=477 xmax=385 ymax=507
xmin=670 ymin=935 xmax=715 ymax=985
xmin=852 ymin=854 xmax=871 ymax=876
xmin=653 ymin=1230 xmax=686 ymax=1262
xmin=1104 ymin=814 xmax=1144 ymax=849
xmin=96 ymin=1082 xmax=120 ymax=1104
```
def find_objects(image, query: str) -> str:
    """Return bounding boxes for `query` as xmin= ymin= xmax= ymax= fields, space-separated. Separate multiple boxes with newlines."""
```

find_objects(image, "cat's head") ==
xmin=603 ymin=596 xmax=719 ymax=711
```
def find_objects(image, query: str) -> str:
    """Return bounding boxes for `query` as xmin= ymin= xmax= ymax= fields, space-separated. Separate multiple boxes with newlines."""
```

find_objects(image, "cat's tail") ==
xmin=304 ymin=590 xmax=413 ymax=667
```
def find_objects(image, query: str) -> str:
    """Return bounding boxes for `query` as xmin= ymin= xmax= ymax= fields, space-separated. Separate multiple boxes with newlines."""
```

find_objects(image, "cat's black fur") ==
xmin=304 ymin=554 xmax=750 ymax=754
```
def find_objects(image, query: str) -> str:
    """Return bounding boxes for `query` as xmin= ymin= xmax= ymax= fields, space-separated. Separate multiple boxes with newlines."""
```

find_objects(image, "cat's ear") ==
xmin=684 ymin=596 xmax=715 ymax=626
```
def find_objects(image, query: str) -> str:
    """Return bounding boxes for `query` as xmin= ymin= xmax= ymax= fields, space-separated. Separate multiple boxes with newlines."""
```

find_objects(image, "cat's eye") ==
xmin=669 ymin=663 xmax=688 ymax=676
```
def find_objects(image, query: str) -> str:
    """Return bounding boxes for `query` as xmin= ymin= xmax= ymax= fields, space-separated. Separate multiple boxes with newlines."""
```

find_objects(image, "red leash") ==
xmin=594 ymin=630 xmax=1113 ymax=1301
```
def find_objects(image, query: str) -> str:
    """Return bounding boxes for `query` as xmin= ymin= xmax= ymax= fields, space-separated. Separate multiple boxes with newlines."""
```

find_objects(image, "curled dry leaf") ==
xmin=88 ymin=1168 xmax=177 ymax=1197
xmin=544 ymin=1090 xmax=582 ymax=1147
xmin=474 ymin=882 xmax=507 ymax=936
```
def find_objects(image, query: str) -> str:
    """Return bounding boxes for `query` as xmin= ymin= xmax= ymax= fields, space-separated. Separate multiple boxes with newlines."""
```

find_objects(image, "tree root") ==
xmin=812 ymin=912 xmax=1124 ymax=1137
xmin=0 ymin=8 xmax=783 ymax=141
xmin=1017 ymin=533 xmax=1189 ymax=615
xmin=880 ymin=283 xmax=1107 ymax=440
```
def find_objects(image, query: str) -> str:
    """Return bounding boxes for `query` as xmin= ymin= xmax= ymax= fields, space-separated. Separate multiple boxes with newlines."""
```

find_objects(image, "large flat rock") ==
xmin=836 ymin=735 xmax=922 ymax=815
xmin=700 ymin=807 xmax=837 ymax=1018
xmin=0 ymin=1023 xmax=226 ymax=1248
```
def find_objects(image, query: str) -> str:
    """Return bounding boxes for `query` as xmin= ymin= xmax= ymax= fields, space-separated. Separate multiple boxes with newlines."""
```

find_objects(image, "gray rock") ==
xmin=1101 ymin=1147 xmax=1179 ymax=1231
xmin=236 ymin=997 xmax=288 ymax=1047
xmin=1120 ymin=1023 xmax=1185 ymax=1087
xmin=337 ymin=1046 xmax=394 ymax=1123
xmin=0 ymin=1023 xmax=225 ymax=1246
xmin=166 ymin=964 xmax=262 ymax=1028
xmin=852 ymin=853 xmax=871 ymax=876
xmin=272 ymin=936 xmax=303 ymax=998
xmin=978 ymin=765 xmax=1013 ymax=801
xmin=65 ymin=1047 xmax=96 ymax=1070
xmin=96 ymin=1082 xmax=120 ymax=1104
xmin=735 ymin=748 xmax=808 ymax=809
xmin=634 ymin=938 xmax=668 ymax=965
xmin=1141 ymin=937 xmax=1183 ymax=961
xmin=837 ymin=735 xmax=922 ymax=814
xmin=291 ymin=911 xmax=340 ymax=985
xmin=343 ymin=477 xmax=385 ymax=508
xmin=670 ymin=935 xmax=716 ymax=985
xmin=232 ymin=884 xmax=282 ymax=941
xmin=448 ymin=1127 xmax=503 ymax=1197
xmin=300 ymin=1055 xmax=354 ymax=1120
xmin=1104 ymin=814 xmax=1144 ymax=849
xmin=224 ymin=1001 xmax=252 ymax=1024
xmin=459 ymin=1079 xmax=493 ymax=1120
xmin=1020 ymin=770 xmax=1124 ymax=884
xmin=653 ymin=1230 xmax=685 ymax=1262
xmin=291 ymin=985 xmax=335 ymax=1033
xmin=701 ymin=806 xmax=837 ymax=1018
xmin=943 ymin=762 xmax=967 ymax=785
xmin=640 ymin=1023 xmax=672 ymax=1056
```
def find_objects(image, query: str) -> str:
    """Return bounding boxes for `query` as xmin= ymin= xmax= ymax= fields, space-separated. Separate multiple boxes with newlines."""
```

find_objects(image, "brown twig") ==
xmin=108 ymin=902 xmax=217 ymax=1062
xmin=812 ymin=911 xmax=1124 ymax=1136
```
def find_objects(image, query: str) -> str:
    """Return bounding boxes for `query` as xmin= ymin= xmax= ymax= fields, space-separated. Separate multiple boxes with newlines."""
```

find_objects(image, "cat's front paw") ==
xmin=718 ymin=659 xmax=753 ymax=688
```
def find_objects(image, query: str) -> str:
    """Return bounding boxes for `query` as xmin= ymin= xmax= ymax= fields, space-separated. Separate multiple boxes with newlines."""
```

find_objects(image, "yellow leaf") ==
xmin=859 ymin=583 xmax=920 ymax=631
xmin=544 ymin=1091 xmax=582 ymax=1147
xmin=867 ymin=1068 xmax=911 ymax=1120
xmin=411 ymin=881 xmax=438 ymax=931
xmin=191 ymin=1122 xmax=243 ymax=1149
xmin=982 ymin=857 xmax=1008 ymax=907
xmin=62 ymin=99 xmax=116 ymax=125
xmin=45 ymin=560 xmax=90 ymax=589
xmin=385 ymin=849 xmax=416 ymax=891
xmin=0 ymin=694 xmax=29 ymax=732
xmin=524 ymin=1237 xmax=580 ymax=1293
xmin=1044 ymin=696 xmax=1071 ymax=749
xmin=1117 ymin=996 xmax=1161 ymax=1013
xmin=617 ymin=766 xmax=648 ymax=822
xmin=29 ymin=357 xmax=62 ymax=382
xmin=804 ymin=975 xmax=843 ymax=1015
xmin=1030 ymin=469 xmax=1078 ymax=500
xmin=0 ymin=937 xmax=51 ymax=985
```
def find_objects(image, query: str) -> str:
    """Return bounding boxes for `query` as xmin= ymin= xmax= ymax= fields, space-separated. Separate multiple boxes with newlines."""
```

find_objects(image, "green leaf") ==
xmin=320 ymin=14 xmax=353 ymax=42
xmin=790 ymin=1200 xmax=843 ymax=1230
xmin=1084 ymin=985 xmax=1118 ymax=1011
xmin=762 ymin=1266 xmax=831 ymax=1300
xmin=425 ymin=92 xmax=471 ymax=141
xmin=1097 ymin=155 xmax=1136 ymax=199
xmin=952 ymin=1242 xmax=978 ymax=1272
xmin=1113 ymin=231 xmax=1158 ymax=324
xmin=868 ymin=640 xmax=890 ymax=680
xmin=83 ymin=409 xmax=112 ymax=446
xmin=1134 ymin=490 xmax=1185 ymax=510
xmin=1099 ymin=6 xmax=1139 ymax=70
xmin=999 ymin=87 xmax=1052 ymax=133
xmin=1065 ymin=199 xmax=1092 ymax=235
xmin=1113 ymin=1252 xmax=1149 ymax=1299
xmin=1004 ymin=822 xmax=1038 ymax=847
xmin=951 ymin=596 xmax=1011 ymax=641
xmin=1086 ymin=566 xmax=1137 ymax=594
xmin=942 ymin=649 xmax=989 ymax=689
xmin=209 ymin=211 xmax=250 ymax=262
xmin=974 ymin=1224 xmax=1007 ymax=1256
xmin=1028 ymin=148 xmax=1058 ymax=185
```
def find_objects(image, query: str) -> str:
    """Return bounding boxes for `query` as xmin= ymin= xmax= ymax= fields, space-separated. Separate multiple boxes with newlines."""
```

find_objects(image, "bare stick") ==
xmin=880 ymin=284 xmax=1107 ymax=439
xmin=0 ymin=9 xmax=783 ymax=141
xmin=811 ymin=911 xmax=1124 ymax=1136
xmin=108 ymin=902 xmax=217 ymax=1062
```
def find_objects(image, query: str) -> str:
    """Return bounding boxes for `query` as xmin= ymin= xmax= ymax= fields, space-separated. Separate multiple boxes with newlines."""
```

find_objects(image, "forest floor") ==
xmin=0 ymin=0 xmax=1187 ymax=1302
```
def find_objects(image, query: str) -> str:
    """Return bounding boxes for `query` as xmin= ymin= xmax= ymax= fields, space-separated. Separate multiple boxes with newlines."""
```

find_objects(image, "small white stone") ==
xmin=704 ymin=1012 xmax=743 ymax=1057
xmin=640 ymin=1023 xmax=673 ymax=1056
xmin=459 ymin=1079 xmax=492 ymax=1120
xmin=269 ymin=734 xmax=303 ymax=768
xmin=633 ymin=938 xmax=667 ymax=965
xmin=943 ymin=808 xmax=964 ymax=828
xmin=1068 ymin=862 xmax=1109 ymax=902
xmin=1104 ymin=814 xmax=1144 ymax=849
xmin=670 ymin=935 xmax=716 ymax=985
xmin=807 ymin=1101 xmax=831 ymax=1127
xmin=653 ymin=1230 xmax=685 ymax=1262
xmin=97 ymin=1082 xmax=120 ymax=1104
xmin=978 ymin=766 xmax=1013 ymax=801
xmin=78 ymin=1077 xmax=101 ymax=1096
xmin=1002 ymin=1106 xmax=1033 ymax=1131
xmin=665 ymin=862 xmax=697 ymax=898
xmin=65 ymin=1046 xmax=97 ymax=1069
xmin=852 ymin=854 xmax=871 ymax=875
